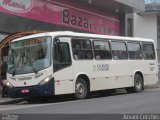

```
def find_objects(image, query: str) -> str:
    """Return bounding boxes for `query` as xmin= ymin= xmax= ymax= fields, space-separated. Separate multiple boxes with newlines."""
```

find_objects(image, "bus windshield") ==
xmin=7 ymin=36 xmax=51 ymax=75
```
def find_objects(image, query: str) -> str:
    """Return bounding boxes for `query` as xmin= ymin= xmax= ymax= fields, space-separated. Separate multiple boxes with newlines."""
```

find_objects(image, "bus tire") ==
xmin=133 ymin=74 xmax=143 ymax=92
xmin=126 ymin=74 xmax=143 ymax=93
xmin=75 ymin=78 xmax=88 ymax=99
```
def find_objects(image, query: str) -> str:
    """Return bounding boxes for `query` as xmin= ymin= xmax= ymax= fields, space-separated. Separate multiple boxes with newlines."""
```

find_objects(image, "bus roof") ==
xmin=11 ymin=31 xmax=154 ymax=43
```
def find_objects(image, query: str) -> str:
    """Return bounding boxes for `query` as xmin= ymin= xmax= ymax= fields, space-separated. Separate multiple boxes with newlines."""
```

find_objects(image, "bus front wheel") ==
xmin=75 ymin=78 xmax=88 ymax=99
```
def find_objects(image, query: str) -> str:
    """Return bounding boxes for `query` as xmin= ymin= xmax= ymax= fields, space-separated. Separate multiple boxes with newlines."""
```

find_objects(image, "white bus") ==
xmin=6 ymin=31 xmax=158 ymax=99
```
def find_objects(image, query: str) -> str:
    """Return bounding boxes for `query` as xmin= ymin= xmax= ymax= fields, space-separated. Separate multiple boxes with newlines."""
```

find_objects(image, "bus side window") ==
xmin=142 ymin=43 xmax=155 ymax=60
xmin=128 ymin=42 xmax=143 ymax=60
xmin=111 ymin=41 xmax=128 ymax=60
xmin=72 ymin=39 xmax=93 ymax=60
xmin=72 ymin=42 xmax=82 ymax=60
xmin=82 ymin=40 xmax=93 ymax=59
xmin=93 ymin=40 xmax=112 ymax=60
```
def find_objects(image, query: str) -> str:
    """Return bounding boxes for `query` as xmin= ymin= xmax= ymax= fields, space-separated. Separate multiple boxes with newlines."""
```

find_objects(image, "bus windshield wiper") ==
xmin=31 ymin=65 xmax=38 ymax=74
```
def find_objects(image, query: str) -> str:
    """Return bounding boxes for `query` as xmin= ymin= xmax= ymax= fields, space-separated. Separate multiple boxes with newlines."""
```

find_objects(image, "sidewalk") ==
xmin=0 ymin=97 xmax=19 ymax=105
xmin=0 ymin=94 xmax=24 ymax=105
xmin=0 ymin=87 xmax=24 ymax=105
xmin=144 ymin=82 xmax=160 ymax=90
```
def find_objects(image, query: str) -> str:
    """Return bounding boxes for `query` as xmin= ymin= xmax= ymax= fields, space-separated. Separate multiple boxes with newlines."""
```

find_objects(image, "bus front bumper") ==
xmin=8 ymin=78 xmax=55 ymax=98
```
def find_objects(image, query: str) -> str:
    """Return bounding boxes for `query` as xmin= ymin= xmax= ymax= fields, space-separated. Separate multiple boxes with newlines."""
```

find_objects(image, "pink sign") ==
xmin=0 ymin=0 xmax=120 ymax=35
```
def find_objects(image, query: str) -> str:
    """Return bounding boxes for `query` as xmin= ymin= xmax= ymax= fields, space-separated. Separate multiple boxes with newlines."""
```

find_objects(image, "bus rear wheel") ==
xmin=75 ymin=78 xmax=88 ymax=99
xmin=127 ymin=73 xmax=143 ymax=93
xmin=134 ymin=74 xmax=143 ymax=92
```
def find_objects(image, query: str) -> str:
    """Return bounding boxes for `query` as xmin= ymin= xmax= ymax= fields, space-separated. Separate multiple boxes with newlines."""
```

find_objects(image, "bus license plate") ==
xmin=21 ymin=89 xmax=29 ymax=93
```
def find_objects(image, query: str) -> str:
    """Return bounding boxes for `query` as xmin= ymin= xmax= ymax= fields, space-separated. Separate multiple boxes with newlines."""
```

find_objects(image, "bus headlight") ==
xmin=38 ymin=75 xmax=52 ymax=85
xmin=6 ymin=81 xmax=14 ymax=88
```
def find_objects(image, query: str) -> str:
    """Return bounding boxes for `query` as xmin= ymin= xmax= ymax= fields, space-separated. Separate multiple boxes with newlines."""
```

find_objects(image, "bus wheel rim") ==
xmin=135 ymin=76 xmax=142 ymax=90
xmin=76 ymin=83 xmax=85 ymax=96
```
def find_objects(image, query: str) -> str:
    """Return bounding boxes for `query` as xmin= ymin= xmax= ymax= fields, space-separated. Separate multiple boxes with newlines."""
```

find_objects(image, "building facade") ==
xmin=0 ymin=0 xmax=144 ymax=66
xmin=0 ymin=0 xmax=144 ymax=41
xmin=128 ymin=0 xmax=160 ymax=62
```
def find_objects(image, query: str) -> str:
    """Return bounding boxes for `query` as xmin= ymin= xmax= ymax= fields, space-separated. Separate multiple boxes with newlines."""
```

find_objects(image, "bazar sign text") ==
xmin=62 ymin=9 xmax=119 ymax=35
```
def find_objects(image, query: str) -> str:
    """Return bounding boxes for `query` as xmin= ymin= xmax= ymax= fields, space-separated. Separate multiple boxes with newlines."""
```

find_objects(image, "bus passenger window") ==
xmin=128 ymin=42 xmax=143 ymax=60
xmin=72 ymin=39 xmax=93 ymax=60
xmin=73 ymin=44 xmax=81 ymax=59
xmin=72 ymin=41 xmax=82 ymax=60
xmin=111 ymin=41 xmax=128 ymax=60
xmin=142 ymin=43 xmax=155 ymax=60
xmin=93 ymin=40 xmax=112 ymax=60
xmin=83 ymin=41 xmax=93 ymax=59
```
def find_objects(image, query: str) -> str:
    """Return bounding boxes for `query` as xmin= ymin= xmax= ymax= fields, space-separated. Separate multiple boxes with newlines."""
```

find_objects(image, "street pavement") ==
xmin=0 ymin=82 xmax=160 ymax=105
xmin=0 ymin=85 xmax=160 ymax=114
xmin=0 ymin=83 xmax=160 ymax=120
xmin=0 ymin=86 xmax=24 ymax=104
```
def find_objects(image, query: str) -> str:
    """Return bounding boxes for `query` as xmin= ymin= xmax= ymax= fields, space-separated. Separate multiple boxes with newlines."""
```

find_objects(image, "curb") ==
xmin=0 ymin=98 xmax=25 ymax=105
xmin=144 ymin=83 xmax=160 ymax=90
